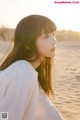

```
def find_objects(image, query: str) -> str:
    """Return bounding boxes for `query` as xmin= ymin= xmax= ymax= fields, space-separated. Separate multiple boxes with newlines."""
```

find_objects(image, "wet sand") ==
xmin=0 ymin=41 xmax=80 ymax=120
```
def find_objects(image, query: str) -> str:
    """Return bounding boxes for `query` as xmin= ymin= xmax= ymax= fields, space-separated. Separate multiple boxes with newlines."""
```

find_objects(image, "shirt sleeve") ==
xmin=36 ymin=88 xmax=64 ymax=120
xmin=0 ymin=62 xmax=39 ymax=120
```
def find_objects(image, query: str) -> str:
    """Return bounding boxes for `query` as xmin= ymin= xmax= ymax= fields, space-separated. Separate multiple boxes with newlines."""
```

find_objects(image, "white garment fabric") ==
xmin=0 ymin=60 xmax=63 ymax=120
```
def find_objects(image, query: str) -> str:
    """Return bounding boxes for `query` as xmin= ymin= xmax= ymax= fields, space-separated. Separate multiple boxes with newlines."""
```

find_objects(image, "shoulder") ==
xmin=1 ymin=60 xmax=38 ymax=84
xmin=5 ymin=60 xmax=36 ymax=72
xmin=4 ymin=60 xmax=37 ymax=75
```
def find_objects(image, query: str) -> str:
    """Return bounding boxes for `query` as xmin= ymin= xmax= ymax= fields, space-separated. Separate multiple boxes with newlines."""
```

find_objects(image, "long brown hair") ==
xmin=0 ymin=15 xmax=57 ymax=96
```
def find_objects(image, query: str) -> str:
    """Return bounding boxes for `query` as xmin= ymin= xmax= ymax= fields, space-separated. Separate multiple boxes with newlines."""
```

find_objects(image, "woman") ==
xmin=0 ymin=15 xmax=63 ymax=120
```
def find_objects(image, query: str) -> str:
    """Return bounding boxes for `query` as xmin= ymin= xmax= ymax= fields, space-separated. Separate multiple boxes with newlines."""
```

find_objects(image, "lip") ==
xmin=51 ymin=48 xmax=55 ymax=51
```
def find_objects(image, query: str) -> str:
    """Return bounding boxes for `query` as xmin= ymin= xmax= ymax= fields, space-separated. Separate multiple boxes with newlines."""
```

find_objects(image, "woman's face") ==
xmin=36 ymin=31 xmax=57 ymax=59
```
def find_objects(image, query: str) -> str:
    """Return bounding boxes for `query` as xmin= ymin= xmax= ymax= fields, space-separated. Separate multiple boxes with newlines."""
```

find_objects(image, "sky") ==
xmin=0 ymin=0 xmax=80 ymax=31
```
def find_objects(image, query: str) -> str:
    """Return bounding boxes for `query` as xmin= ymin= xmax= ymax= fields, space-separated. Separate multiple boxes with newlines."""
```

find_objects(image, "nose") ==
xmin=51 ymin=35 xmax=57 ymax=46
xmin=54 ymin=36 xmax=57 ymax=44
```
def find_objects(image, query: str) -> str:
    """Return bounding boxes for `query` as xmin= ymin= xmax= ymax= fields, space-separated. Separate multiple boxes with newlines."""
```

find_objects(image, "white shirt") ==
xmin=0 ymin=60 xmax=63 ymax=120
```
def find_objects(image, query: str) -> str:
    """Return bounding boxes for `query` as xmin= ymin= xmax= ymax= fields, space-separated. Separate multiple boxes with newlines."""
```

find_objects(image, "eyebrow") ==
xmin=41 ymin=31 xmax=55 ymax=35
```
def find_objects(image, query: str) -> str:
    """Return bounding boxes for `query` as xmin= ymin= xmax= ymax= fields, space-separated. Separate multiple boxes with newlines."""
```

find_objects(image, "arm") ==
xmin=36 ymin=88 xmax=64 ymax=120
xmin=0 ymin=61 xmax=39 ymax=120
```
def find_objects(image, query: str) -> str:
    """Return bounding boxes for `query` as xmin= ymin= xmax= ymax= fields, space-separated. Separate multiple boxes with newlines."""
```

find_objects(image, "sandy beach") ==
xmin=53 ymin=41 xmax=80 ymax=120
xmin=0 ymin=40 xmax=80 ymax=120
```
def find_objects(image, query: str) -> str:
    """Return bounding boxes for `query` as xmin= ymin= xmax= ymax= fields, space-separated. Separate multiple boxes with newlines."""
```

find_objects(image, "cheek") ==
xmin=36 ymin=40 xmax=48 ymax=56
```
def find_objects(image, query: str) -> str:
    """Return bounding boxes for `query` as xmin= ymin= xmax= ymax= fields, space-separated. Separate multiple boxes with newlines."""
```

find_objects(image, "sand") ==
xmin=53 ymin=41 xmax=80 ymax=120
xmin=0 ymin=40 xmax=80 ymax=120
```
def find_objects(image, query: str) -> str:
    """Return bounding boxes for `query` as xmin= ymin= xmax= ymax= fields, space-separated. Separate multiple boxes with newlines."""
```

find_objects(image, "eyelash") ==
xmin=45 ymin=33 xmax=54 ymax=38
xmin=45 ymin=35 xmax=49 ymax=38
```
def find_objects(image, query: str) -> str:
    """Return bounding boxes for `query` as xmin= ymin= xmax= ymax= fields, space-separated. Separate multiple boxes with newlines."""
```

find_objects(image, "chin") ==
xmin=46 ymin=54 xmax=55 ymax=58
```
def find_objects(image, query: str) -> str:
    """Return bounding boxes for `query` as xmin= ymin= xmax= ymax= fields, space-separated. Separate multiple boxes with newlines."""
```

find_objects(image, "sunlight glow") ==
xmin=0 ymin=0 xmax=80 ymax=31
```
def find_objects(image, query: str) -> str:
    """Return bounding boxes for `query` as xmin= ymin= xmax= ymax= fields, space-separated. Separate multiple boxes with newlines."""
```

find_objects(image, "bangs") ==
xmin=42 ymin=21 xmax=56 ymax=34
xmin=35 ymin=16 xmax=57 ymax=37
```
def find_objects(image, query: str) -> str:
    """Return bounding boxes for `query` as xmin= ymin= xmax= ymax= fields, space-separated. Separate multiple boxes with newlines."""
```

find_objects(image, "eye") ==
xmin=53 ymin=33 xmax=54 ymax=36
xmin=52 ymin=32 xmax=55 ymax=36
xmin=42 ymin=34 xmax=49 ymax=39
xmin=45 ymin=34 xmax=49 ymax=38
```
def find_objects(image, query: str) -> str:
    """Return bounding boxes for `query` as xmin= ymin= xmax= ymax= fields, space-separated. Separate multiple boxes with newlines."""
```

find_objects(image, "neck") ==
xmin=30 ymin=57 xmax=44 ymax=69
